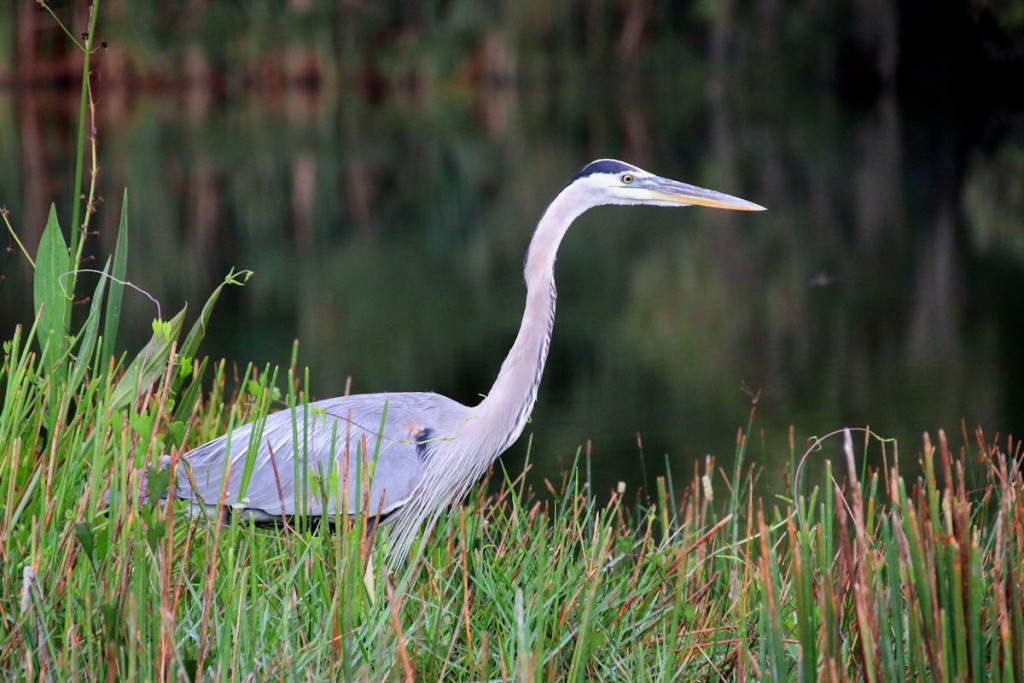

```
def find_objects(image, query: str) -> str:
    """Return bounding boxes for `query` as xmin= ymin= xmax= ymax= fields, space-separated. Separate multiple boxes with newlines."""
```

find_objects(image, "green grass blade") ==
xmin=109 ymin=306 xmax=186 ymax=410
xmin=171 ymin=356 xmax=209 ymax=426
xmin=101 ymin=189 xmax=130 ymax=370
xmin=884 ymin=516 xmax=907 ymax=682
xmin=967 ymin=532 xmax=983 ymax=683
xmin=172 ymin=268 xmax=252 ymax=394
xmin=67 ymin=258 xmax=110 ymax=399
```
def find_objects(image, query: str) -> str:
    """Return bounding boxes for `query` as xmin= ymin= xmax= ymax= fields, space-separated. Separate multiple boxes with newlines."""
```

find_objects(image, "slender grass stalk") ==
xmin=68 ymin=1 xmax=100 ymax=258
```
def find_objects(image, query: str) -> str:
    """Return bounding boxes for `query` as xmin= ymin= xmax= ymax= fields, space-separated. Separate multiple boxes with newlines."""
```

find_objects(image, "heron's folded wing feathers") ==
xmin=177 ymin=392 xmax=466 ymax=518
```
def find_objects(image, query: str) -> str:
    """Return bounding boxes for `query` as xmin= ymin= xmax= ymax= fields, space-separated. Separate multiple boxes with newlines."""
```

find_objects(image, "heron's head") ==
xmin=570 ymin=159 xmax=766 ymax=212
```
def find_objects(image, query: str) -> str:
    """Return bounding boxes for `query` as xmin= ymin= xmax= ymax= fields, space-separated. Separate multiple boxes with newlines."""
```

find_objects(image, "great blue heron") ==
xmin=171 ymin=159 xmax=764 ymax=566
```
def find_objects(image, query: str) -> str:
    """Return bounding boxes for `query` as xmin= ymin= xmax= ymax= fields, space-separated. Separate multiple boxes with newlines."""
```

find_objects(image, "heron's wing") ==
xmin=176 ymin=392 xmax=469 ymax=519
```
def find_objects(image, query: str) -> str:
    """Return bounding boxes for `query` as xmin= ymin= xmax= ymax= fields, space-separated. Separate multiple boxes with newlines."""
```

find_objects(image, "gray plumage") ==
xmin=172 ymin=159 xmax=765 ymax=566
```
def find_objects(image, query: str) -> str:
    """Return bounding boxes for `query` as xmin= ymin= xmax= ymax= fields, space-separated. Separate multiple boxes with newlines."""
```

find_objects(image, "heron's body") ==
xmin=172 ymin=159 xmax=764 ymax=565
xmin=180 ymin=392 xmax=471 ymax=522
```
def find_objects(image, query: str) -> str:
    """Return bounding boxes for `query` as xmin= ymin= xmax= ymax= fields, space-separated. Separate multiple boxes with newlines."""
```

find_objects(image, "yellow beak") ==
xmin=648 ymin=177 xmax=766 ymax=211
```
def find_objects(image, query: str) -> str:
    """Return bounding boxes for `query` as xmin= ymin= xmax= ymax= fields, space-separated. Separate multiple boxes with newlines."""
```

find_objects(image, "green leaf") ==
xmin=100 ymin=603 xmax=119 ymax=639
xmin=129 ymin=409 xmax=154 ymax=440
xmin=167 ymin=421 xmax=187 ymax=449
xmin=67 ymin=258 xmax=110 ymax=398
xmin=172 ymin=267 xmax=252 ymax=394
xmin=145 ymin=519 xmax=167 ymax=552
xmin=33 ymin=204 xmax=72 ymax=384
xmin=171 ymin=356 xmax=208 ymax=425
xmin=101 ymin=190 xmax=129 ymax=370
xmin=109 ymin=306 xmax=186 ymax=411
xmin=146 ymin=465 xmax=170 ymax=505
xmin=73 ymin=522 xmax=94 ymax=562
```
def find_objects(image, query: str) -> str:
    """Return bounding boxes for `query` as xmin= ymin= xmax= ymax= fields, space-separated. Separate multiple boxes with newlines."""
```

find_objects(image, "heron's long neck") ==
xmin=478 ymin=187 xmax=588 ymax=450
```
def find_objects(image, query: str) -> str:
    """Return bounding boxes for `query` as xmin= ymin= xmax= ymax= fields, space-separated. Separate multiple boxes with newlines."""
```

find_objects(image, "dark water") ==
xmin=2 ymin=69 xmax=1022 ymax=497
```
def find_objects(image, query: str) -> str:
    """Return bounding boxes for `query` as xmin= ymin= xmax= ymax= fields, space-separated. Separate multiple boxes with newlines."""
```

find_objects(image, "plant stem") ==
xmin=69 ymin=1 xmax=100 ymax=266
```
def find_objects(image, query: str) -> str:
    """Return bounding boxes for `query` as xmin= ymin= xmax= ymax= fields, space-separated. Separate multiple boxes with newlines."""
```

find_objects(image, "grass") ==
xmin=2 ymin=322 xmax=1024 ymax=681
xmin=4 ymin=4 xmax=1024 ymax=681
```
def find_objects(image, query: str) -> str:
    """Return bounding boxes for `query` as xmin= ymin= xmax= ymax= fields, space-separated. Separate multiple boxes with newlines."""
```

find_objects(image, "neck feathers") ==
xmin=479 ymin=184 xmax=589 ymax=450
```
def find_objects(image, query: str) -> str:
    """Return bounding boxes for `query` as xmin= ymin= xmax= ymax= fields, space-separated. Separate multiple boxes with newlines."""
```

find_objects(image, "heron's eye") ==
xmin=621 ymin=174 xmax=634 ymax=184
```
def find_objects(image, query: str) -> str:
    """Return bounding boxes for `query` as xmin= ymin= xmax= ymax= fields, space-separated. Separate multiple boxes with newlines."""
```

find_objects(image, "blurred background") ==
xmin=1 ymin=0 xmax=1023 ymax=495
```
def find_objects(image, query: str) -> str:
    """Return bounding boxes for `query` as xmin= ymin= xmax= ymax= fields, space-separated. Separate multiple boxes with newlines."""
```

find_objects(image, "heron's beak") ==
xmin=647 ymin=177 xmax=766 ymax=211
